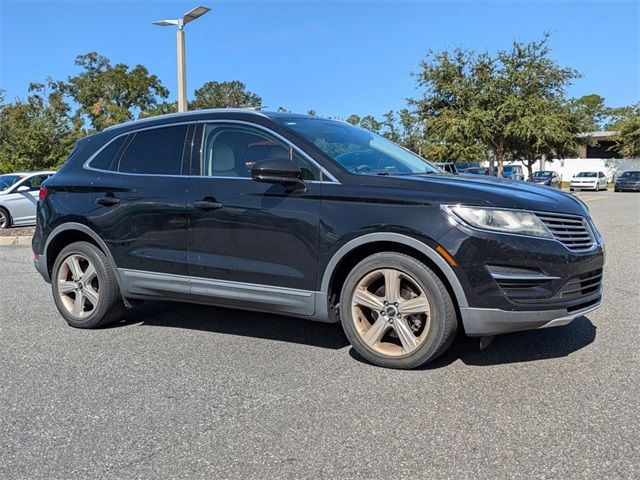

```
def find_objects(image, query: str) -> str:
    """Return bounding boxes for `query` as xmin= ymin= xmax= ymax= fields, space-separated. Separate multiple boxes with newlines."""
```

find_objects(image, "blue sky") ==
xmin=1 ymin=0 xmax=638 ymax=118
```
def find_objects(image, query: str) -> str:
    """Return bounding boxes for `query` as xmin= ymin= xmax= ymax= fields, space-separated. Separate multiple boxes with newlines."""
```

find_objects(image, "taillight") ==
xmin=38 ymin=186 xmax=48 ymax=201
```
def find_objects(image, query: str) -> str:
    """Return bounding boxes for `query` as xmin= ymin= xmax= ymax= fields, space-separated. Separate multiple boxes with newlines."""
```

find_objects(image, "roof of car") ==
xmin=103 ymin=109 xmax=320 ymax=134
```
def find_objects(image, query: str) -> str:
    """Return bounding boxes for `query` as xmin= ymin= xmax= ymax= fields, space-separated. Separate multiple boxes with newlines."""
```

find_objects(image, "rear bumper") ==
xmin=460 ymin=296 xmax=602 ymax=336
xmin=34 ymin=252 xmax=50 ymax=283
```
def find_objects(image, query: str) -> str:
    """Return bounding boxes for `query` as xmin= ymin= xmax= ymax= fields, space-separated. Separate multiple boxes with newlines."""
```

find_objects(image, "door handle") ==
xmin=193 ymin=200 xmax=223 ymax=211
xmin=96 ymin=196 xmax=120 ymax=206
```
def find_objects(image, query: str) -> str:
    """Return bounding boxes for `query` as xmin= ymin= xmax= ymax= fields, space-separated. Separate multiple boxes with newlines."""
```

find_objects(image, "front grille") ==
xmin=560 ymin=268 xmax=603 ymax=300
xmin=536 ymin=213 xmax=595 ymax=251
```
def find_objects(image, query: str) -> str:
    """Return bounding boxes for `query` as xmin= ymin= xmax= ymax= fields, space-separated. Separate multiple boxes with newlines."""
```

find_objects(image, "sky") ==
xmin=0 ymin=0 xmax=638 ymax=119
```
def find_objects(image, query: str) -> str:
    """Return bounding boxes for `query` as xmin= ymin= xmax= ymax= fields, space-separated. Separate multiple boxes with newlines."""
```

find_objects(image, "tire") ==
xmin=339 ymin=252 xmax=458 ymax=369
xmin=51 ymin=241 xmax=126 ymax=328
xmin=0 ymin=207 xmax=10 ymax=229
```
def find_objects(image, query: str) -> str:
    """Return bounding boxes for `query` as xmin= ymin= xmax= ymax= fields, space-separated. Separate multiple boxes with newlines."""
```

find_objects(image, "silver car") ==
xmin=0 ymin=171 xmax=56 ymax=228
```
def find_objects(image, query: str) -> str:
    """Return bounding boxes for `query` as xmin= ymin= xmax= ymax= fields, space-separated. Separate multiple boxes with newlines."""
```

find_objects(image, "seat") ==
xmin=209 ymin=142 xmax=240 ymax=177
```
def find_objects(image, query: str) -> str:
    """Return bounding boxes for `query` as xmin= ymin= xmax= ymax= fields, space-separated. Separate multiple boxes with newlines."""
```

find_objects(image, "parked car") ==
xmin=455 ymin=162 xmax=481 ymax=173
xmin=493 ymin=164 xmax=525 ymax=181
xmin=0 ymin=171 xmax=56 ymax=228
xmin=570 ymin=171 xmax=608 ymax=191
xmin=462 ymin=167 xmax=490 ymax=176
xmin=33 ymin=110 xmax=604 ymax=369
xmin=434 ymin=162 xmax=458 ymax=174
xmin=614 ymin=171 xmax=640 ymax=192
xmin=529 ymin=170 xmax=562 ymax=189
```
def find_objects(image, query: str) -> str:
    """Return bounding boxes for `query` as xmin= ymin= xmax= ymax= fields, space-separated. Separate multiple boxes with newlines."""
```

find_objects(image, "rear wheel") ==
xmin=339 ymin=252 xmax=457 ymax=369
xmin=51 ymin=241 xmax=126 ymax=328
xmin=0 ymin=207 xmax=10 ymax=229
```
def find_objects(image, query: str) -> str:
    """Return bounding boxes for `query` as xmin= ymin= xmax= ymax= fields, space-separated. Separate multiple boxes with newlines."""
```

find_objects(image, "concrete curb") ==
xmin=0 ymin=236 xmax=31 ymax=246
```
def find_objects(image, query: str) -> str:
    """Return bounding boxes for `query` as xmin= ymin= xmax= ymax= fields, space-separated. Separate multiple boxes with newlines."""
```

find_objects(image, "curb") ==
xmin=0 ymin=236 xmax=32 ymax=246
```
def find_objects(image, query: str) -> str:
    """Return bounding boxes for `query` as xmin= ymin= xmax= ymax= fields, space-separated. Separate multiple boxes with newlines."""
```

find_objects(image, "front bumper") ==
xmin=437 ymin=210 xmax=605 ymax=336
xmin=460 ymin=297 xmax=602 ymax=336
xmin=614 ymin=183 xmax=640 ymax=191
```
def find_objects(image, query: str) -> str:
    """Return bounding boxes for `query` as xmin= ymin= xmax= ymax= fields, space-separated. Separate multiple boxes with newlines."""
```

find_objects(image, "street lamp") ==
xmin=153 ymin=5 xmax=211 ymax=112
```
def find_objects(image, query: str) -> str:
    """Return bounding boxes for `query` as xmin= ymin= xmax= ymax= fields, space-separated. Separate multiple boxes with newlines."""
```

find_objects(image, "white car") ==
xmin=0 ymin=171 xmax=56 ymax=228
xmin=569 ymin=171 xmax=608 ymax=192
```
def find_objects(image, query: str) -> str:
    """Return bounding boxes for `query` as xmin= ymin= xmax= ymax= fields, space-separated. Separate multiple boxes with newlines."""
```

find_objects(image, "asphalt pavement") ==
xmin=0 ymin=192 xmax=638 ymax=479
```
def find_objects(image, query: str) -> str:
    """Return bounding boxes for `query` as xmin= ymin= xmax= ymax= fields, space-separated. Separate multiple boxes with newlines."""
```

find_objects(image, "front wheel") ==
xmin=51 ymin=241 xmax=126 ymax=328
xmin=339 ymin=252 xmax=458 ymax=369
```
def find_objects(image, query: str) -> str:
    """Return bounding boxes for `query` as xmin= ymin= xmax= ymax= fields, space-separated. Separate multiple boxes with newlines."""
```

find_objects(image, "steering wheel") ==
xmin=353 ymin=164 xmax=372 ymax=174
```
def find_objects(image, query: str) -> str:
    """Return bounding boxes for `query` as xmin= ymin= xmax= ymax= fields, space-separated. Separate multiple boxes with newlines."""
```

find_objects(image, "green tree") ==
xmin=613 ymin=104 xmax=640 ymax=158
xmin=66 ymin=52 xmax=168 ymax=131
xmin=412 ymin=34 xmax=580 ymax=176
xmin=190 ymin=81 xmax=261 ymax=110
xmin=0 ymin=82 xmax=82 ymax=172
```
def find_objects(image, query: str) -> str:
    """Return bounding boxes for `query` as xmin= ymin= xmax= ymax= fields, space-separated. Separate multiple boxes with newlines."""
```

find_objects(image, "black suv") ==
xmin=33 ymin=110 xmax=604 ymax=369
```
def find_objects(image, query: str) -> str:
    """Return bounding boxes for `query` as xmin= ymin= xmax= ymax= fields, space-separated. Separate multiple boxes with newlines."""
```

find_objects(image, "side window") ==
xmin=202 ymin=124 xmax=320 ymax=180
xmin=598 ymin=172 xmax=605 ymax=178
xmin=24 ymin=175 xmax=49 ymax=191
xmin=118 ymin=125 xmax=188 ymax=175
xmin=91 ymin=135 xmax=128 ymax=170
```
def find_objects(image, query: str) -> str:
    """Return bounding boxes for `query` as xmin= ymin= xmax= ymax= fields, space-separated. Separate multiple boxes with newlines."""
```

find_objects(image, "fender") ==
xmin=42 ymin=222 xmax=122 ymax=288
xmin=319 ymin=232 xmax=469 ymax=308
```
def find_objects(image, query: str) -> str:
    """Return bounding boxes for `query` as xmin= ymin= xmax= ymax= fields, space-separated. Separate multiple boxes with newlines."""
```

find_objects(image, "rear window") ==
xmin=117 ymin=126 xmax=188 ymax=175
xmin=90 ymin=135 xmax=128 ymax=170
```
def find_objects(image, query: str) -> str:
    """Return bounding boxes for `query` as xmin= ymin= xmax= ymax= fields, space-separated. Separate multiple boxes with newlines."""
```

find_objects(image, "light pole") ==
xmin=153 ymin=5 xmax=211 ymax=112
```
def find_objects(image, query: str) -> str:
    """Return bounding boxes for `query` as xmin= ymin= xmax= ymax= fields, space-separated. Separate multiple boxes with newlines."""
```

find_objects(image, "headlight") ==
xmin=443 ymin=205 xmax=553 ymax=238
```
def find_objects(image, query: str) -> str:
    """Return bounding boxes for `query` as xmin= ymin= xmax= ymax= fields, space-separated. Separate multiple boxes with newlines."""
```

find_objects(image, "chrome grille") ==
xmin=560 ymin=268 xmax=603 ymax=299
xmin=536 ymin=213 xmax=595 ymax=251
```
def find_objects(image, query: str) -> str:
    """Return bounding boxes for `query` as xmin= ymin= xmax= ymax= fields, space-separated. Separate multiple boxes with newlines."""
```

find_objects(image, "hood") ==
xmin=360 ymin=173 xmax=589 ymax=216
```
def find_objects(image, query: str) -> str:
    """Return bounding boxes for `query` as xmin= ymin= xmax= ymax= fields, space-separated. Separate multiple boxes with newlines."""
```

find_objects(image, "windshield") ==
xmin=619 ymin=171 xmax=640 ymax=179
xmin=576 ymin=172 xmax=597 ymax=177
xmin=533 ymin=171 xmax=552 ymax=178
xmin=274 ymin=117 xmax=440 ymax=175
xmin=0 ymin=175 xmax=24 ymax=191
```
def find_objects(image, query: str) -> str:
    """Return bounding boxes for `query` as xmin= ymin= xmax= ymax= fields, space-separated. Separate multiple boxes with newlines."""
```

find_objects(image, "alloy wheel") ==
xmin=56 ymin=254 xmax=100 ymax=318
xmin=0 ymin=210 xmax=8 ymax=228
xmin=350 ymin=268 xmax=432 ymax=357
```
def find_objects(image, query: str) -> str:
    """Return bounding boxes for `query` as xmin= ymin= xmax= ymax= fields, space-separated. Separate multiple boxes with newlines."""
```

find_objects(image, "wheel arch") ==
xmin=44 ymin=223 xmax=120 ymax=285
xmin=320 ymin=233 xmax=469 ymax=313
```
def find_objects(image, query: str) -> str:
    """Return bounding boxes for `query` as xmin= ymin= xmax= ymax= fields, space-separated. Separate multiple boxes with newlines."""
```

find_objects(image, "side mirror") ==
xmin=16 ymin=185 xmax=30 ymax=192
xmin=251 ymin=158 xmax=305 ymax=191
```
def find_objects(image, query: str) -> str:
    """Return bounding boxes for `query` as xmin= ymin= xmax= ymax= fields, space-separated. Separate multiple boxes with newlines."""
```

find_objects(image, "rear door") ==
xmin=186 ymin=121 xmax=324 ymax=314
xmin=87 ymin=124 xmax=193 ymax=298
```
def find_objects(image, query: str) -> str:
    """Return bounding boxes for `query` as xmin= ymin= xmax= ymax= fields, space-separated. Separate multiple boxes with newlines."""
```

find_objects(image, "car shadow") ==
xmin=114 ymin=301 xmax=350 ymax=350
xmin=113 ymin=301 xmax=596 ymax=366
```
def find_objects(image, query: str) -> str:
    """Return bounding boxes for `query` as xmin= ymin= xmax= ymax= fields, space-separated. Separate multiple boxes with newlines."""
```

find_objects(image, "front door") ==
xmin=186 ymin=122 xmax=324 ymax=315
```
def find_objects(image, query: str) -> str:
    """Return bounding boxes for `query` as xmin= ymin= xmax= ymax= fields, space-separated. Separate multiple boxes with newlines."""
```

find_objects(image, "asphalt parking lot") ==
xmin=1 ymin=192 xmax=638 ymax=479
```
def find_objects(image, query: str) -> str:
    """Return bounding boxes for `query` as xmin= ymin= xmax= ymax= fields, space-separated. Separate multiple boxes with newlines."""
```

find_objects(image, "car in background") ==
xmin=493 ymin=164 xmax=525 ymax=181
xmin=570 ymin=171 xmax=608 ymax=191
xmin=529 ymin=170 xmax=562 ymax=189
xmin=434 ymin=162 xmax=458 ymax=174
xmin=0 ymin=171 xmax=56 ymax=228
xmin=462 ymin=166 xmax=490 ymax=176
xmin=455 ymin=162 xmax=482 ymax=173
xmin=614 ymin=171 xmax=640 ymax=192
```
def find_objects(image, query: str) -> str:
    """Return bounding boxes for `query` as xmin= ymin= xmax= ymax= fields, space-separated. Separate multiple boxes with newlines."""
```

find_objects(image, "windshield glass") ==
xmin=619 ymin=171 xmax=640 ymax=179
xmin=576 ymin=172 xmax=597 ymax=177
xmin=533 ymin=171 xmax=552 ymax=177
xmin=0 ymin=175 xmax=24 ymax=191
xmin=274 ymin=117 xmax=440 ymax=175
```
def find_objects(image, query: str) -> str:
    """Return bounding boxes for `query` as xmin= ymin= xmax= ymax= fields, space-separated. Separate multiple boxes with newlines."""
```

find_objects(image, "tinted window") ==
xmin=118 ymin=126 xmax=188 ymax=175
xmin=26 ymin=174 xmax=50 ymax=191
xmin=91 ymin=135 xmax=128 ymax=170
xmin=202 ymin=124 xmax=320 ymax=180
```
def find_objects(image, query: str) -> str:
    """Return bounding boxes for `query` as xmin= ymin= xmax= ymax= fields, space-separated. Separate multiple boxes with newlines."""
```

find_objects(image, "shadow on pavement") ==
xmin=115 ymin=301 xmax=350 ymax=350
xmin=114 ymin=301 xmax=596 ymax=366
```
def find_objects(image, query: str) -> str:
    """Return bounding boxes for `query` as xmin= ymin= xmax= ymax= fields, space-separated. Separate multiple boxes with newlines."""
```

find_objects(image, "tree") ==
xmin=66 ymin=52 xmax=169 ymax=131
xmin=613 ymin=104 xmax=640 ymax=158
xmin=190 ymin=81 xmax=261 ymax=110
xmin=411 ymin=34 xmax=580 ymax=176
xmin=0 ymin=82 xmax=82 ymax=172
xmin=345 ymin=114 xmax=382 ymax=134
